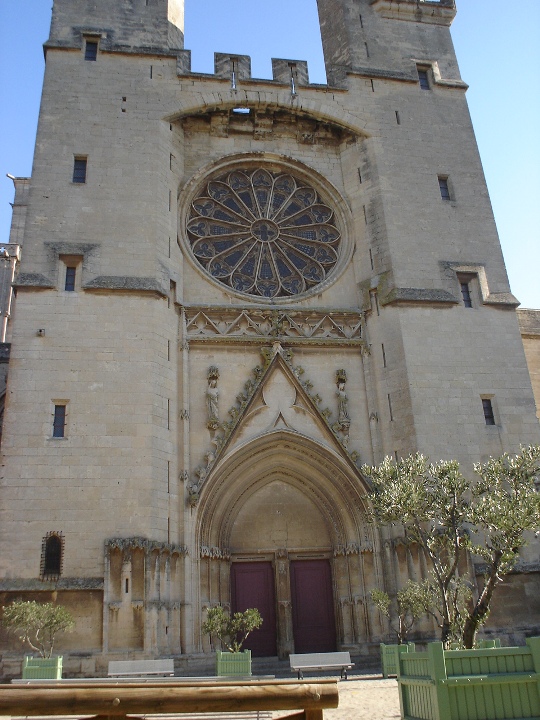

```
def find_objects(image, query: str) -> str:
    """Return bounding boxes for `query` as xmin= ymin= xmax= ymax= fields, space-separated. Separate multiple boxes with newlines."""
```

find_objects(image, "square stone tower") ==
xmin=0 ymin=0 xmax=538 ymax=674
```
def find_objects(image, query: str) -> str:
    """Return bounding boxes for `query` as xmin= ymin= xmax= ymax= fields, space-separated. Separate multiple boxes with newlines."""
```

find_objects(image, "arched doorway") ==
xmin=196 ymin=431 xmax=380 ymax=657
xmin=228 ymin=477 xmax=335 ymax=656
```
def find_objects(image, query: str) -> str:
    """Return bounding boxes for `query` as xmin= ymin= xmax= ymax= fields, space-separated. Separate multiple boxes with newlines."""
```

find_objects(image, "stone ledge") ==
xmin=13 ymin=272 xmax=55 ymax=289
xmin=83 ymin=276 xmax=167 ymax=296
xmin=474 ymin=562 xmax=540 ymax=575
xmin=0 ymin=577 xmax=104 ymax=591
xmin=482 ymin=293 xmax=520 ymax=308
xmin=381 ymin=287 xmax=457 ymax=306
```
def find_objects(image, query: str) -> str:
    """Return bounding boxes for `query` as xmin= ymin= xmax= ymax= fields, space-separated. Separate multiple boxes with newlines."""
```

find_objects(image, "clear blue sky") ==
xmin=1 ymin=1 xmax=539 ymax=308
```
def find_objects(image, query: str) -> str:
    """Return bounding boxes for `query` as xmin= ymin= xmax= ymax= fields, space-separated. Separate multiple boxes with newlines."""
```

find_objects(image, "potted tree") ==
xmin=372 ymin=585 xmax=422 ymax=678
xmin=202 ymin=605 xmax=263 ymax=677
xmin=2 ymin=600 xmax=74 ymax=679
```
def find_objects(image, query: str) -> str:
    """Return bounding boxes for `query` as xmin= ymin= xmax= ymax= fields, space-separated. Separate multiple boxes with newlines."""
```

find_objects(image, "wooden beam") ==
xmin=0 ymin=680 xmax=338 ymax=717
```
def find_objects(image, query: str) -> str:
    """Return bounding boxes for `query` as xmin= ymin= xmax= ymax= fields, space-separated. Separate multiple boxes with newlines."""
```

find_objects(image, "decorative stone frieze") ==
xmin=200 ymin=546 xmax=231 ymax=560
xmin=105 ymin=537 xmax=188 ymax=557
xmin=184 ymin=307 xmax=363 ymax=346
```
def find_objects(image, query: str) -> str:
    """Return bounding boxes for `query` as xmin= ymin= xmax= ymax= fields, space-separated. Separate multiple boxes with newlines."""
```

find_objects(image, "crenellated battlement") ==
xmin=176 ymin=51 xmax=314 ymax=91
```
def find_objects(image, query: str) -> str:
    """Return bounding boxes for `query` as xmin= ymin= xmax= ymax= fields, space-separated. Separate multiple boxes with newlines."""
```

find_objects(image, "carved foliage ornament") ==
xmin=186 ymin=167 xmax=342 ymax=299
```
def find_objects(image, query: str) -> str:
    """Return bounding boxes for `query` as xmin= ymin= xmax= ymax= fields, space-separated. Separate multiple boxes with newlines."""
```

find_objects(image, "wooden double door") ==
xmin=231 ymin=559 xmax=336 ymax=657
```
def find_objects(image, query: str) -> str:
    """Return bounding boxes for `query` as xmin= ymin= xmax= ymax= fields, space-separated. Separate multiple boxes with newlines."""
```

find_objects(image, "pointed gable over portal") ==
xmin=190 ymin=343 xmax=365 ymax=505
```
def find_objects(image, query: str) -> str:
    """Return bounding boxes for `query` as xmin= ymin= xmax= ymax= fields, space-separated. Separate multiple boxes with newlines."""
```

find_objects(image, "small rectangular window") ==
xmin=73 ymin=157 xmax=87 ymax=184
xmin=438 ymin=176 xmax=451 ymax=200
xmin=418 ymin=69 xmax=430 ymax=90
xmin=65 ymin=266 xmax=76 ymax=292
xmin=85 ymin=40 xmax=98 ymax=61
xmin=53 ymin=404 xmax=67 ymax=438
xmin=482 ymin=398 xmax=496 ymax=426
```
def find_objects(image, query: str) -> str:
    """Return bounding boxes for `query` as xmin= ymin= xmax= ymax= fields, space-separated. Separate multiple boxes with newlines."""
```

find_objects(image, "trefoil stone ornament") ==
xmin=206 ymin=366 xmax=220 ymax=430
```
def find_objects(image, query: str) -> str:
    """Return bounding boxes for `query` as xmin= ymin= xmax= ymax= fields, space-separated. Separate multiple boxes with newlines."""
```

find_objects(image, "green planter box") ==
xmin=397 ymin=637 xmax=540 ymax=720
xmin=216 ymin=650 xmax=252 ymax=677
xmin=380 ymin=643 xmax=415 ymax=678
xmin=22 ymin=656 xmax=63 ymax=679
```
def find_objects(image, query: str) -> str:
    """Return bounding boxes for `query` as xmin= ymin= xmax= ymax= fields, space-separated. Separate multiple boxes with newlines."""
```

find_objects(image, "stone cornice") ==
xmin=83 ymin=276 xmax=167 ymax=297
xmin=105 ymin=537 xmax=188 ymax=556
xmin=370 ymin=0 xmax=457 ymax=26
xmin=13 ymin=273 xmax=55 ymax=289
xmin=381 ymin=287 xmax=457 ymax=306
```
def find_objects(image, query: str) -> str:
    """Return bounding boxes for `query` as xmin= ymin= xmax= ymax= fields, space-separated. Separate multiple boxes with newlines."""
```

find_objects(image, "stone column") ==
xmin=275 ymin=550 xmax=294 ymax=658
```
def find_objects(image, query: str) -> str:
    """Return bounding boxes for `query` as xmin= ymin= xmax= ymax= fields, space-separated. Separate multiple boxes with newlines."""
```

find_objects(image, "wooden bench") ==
xmin=0 ymin=678 xmax=339 ymax=720
xmin=108 ymin=658 xmax=175 ymax=677
xmin=290 ymin=652 xmax=355 ymax=680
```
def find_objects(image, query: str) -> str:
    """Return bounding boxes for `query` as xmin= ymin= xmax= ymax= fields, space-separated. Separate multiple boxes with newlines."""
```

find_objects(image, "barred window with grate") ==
xmin=53 ymin=404 xmax=67 ymax=438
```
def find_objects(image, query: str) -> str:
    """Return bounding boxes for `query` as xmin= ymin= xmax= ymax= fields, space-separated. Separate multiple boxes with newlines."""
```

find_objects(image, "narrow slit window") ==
xmin=73 ymin=157 xmax=87 ymax=184
xmin=482 ymin=398 xmax=496 ymax=426
xmin=388 ymin=394 xmax=394 ymax=421
xmin=84 ymin=40 xmax=98 ymax=61
xmin=460 ymin=281 xmax=473 ymax=308
xmin=438 ymin=176 xmax=451 ymax=200
xmin=53 ymin=404 xmax=67 ymax=438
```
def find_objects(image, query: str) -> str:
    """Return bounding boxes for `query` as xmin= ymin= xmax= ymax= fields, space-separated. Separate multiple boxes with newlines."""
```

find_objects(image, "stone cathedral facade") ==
xmin=1 ymin=0 xmax=539 ymax=675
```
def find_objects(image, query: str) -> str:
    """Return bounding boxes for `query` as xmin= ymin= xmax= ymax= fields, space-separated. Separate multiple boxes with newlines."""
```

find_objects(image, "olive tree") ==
xmin=363 ymin=453 xmax=473 ymax=646
xmin=463 ymin=446 xmax=540 ymax=647
xmin=371 ymin=581 xmax=425 ymax=644
xmin=202 ymin=606 xmax=263 ymax=653
xmin=2 ymin=600 xmax=74 ymax=658
xmin=363 ymin=446 xmax=540 ymax=649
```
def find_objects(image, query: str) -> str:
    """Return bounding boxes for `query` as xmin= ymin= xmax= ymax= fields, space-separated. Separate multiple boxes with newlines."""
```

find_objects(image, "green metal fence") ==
xmin=397 ymin=638 xmax=540 ymax=720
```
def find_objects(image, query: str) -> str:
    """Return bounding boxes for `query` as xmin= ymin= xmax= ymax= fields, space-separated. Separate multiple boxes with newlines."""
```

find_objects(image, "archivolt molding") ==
xmin=196 ymin=430 xmax=374 ymax=554
xmin=165 ymin=93 xmax=370 ymax=140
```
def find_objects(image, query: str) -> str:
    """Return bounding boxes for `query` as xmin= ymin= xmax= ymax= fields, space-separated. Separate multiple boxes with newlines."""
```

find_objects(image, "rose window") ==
xmin=186 ymin=168 xmax=342 ymax=298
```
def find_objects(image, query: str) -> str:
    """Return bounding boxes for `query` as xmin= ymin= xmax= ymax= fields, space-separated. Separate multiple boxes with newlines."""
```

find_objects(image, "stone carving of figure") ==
xmin=206 ymin=366 xmax=219 ymax=430
xmin=337 ymin=381 xmax=351 ymax=426
xmin=335 ymin=370 xmax=351 ymax=448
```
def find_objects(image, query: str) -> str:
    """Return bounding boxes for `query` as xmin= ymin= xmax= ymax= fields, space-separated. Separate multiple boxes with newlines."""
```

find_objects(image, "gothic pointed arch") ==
xmin=196 ymin=430 xmax=375 ymax=556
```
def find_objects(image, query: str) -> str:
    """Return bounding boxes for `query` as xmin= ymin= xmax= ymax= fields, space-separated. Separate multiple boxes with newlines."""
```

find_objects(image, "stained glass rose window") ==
xmin=186 ymin=167 xmax=342 ymax=299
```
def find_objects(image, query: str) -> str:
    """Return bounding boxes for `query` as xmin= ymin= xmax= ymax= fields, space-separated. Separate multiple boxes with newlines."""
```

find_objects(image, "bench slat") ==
xmin=108 ymin=659 xmax=175 ymax=677
xmin=289 ymin=652 xmax=354 ymax=680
